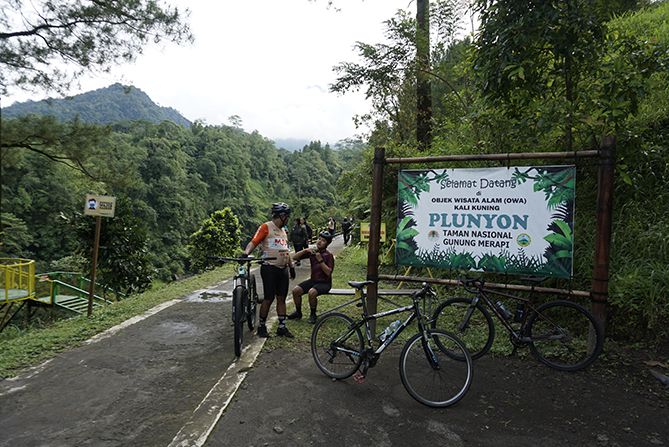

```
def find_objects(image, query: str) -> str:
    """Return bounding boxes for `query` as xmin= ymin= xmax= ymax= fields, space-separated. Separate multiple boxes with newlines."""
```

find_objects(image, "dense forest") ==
xmin=1 ymin=0 xmax=668 ymax=344
xmin=1 ymin=112 xmax=361 ymax=287
xmin=330 ymin=0 xmax=669 ymax=343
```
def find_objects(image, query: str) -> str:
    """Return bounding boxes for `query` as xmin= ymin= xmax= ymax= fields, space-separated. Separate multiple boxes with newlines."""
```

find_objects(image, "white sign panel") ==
xmin=396 ymin=166 xmax=575 ymax=277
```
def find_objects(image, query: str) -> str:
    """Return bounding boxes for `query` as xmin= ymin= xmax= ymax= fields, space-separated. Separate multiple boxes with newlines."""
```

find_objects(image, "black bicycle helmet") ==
xmin=319 ymin=231 xmax=334 ymax=243
xmin=271 ymin=202 xmax=291 ymax=217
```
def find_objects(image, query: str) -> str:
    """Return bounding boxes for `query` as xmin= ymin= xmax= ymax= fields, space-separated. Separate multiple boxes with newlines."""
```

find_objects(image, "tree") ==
xmin=1 ymin=115 xmax=109 ymax=177
xmin=0 ymin=0 xmax=193 ymax=95
xmin=474 ymin=0 xmax=605 ymax=151
xmin=0 ymin=213 xmax=33 ymax=257
xmin=188 ymin=209 xmax=242 ymax=272
xmin=416 ymin=0 xmax=432 ymax=149
xmin=330 ymin=1 xmax=467 ymax=147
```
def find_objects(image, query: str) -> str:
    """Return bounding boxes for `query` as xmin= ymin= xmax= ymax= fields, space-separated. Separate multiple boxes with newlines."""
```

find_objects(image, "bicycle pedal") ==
xmin=352 ymin=371 xmax=366 ymax=384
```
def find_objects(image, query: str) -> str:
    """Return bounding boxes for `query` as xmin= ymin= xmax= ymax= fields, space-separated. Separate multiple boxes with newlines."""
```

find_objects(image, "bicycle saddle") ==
xmin=348 ymin=280 xmax=376 ymax=290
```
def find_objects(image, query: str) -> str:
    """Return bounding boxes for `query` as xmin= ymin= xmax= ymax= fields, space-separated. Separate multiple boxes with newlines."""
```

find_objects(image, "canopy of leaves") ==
xmin=0 ymin=0 xmax=193 ymax=95
xmin=188 ymin=208 xmax=241 ymax=272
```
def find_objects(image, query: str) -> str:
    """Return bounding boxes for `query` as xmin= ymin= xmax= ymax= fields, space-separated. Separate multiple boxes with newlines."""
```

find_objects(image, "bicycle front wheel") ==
xmin=232 ymin=285 xmax=245 ymax=357
xmin=311 ymin=313 xmax=363 ymax=380
xmin=399 ymin=329 xmax=473 ymax=408
xmin=431 ymin=297 xmax=494 ymax=360
xmin=527 ymin=300 xmax=604 ymax=371
xmin=250 ymin=274 xmax=262 ymax=304
xmin=247 ymin=276 xmax=257 ymax=331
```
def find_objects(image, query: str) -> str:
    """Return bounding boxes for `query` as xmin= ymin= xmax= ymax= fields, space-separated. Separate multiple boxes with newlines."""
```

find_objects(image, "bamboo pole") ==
xmin=377 ymin=274 xmax=591 ymax=299
xmin=366 ymin=147 xmax=386 ymax=336
xmin=591 ymin=136 xmax=616 ymax=331
xmin=87 ymin=216 xmax=102 ymax=317
xmin=386 ymin=149 xmax=599 ymax=164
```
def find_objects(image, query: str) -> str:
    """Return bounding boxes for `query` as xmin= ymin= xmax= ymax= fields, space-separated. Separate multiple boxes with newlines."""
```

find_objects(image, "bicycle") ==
xmin=431 ymin=276 xmax=604 ymax=371
xmin=311 ymin=280 xmax=473 ymax=408
xmin=213 ymin=256 xmax=275 ymax=357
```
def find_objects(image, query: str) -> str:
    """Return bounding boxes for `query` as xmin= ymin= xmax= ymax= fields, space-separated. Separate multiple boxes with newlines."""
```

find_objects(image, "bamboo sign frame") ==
xmin=364 ymin=137 xmax=615 ymax=332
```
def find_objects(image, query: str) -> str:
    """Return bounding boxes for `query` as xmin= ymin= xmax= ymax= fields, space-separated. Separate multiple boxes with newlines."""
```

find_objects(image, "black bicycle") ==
xmin=311 ymin=280 xmax=473 ymax=408
xmin=214 ymin=256 xmax=274 ymax=357
xmin=431 ymin=276 xmax=604 ymax=371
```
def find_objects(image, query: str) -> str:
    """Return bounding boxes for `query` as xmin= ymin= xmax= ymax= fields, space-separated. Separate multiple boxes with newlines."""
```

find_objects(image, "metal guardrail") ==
xmin=1 ymin=258 xmax=36 ymax=303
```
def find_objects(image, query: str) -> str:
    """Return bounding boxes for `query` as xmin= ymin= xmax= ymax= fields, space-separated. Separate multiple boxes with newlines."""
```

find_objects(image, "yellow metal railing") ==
xmin=1 ymin=258 xmax=36 ymax=303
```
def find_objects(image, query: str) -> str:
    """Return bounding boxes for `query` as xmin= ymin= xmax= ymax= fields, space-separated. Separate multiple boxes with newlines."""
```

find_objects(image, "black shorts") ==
xmin=260 ymin=264 xmax=289 ymax=301
xmin=296 ymin=279 xmax=332 ymax=296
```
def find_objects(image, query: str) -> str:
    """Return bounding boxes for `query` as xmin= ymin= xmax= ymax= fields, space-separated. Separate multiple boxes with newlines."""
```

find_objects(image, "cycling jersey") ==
xmin=250 ymin=221 xmax=290 ymax=268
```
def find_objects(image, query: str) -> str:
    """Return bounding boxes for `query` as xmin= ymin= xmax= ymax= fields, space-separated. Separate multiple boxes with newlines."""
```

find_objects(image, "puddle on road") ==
xmin=183 ymin=288 xmax=231 ymax=303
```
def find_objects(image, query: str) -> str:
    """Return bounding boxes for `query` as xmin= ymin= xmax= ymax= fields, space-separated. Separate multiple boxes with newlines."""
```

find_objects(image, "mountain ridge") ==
xmin=3 ymin=83 xmax=192 ymax=127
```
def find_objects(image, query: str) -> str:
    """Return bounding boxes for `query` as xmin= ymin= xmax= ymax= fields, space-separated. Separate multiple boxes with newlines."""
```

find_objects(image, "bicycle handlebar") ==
xmin=412 ymin=282 xmax=436 ymax=299
xmin=458 ymin=275 xmax=485 ymax=293
xmin=209 ymin=255 xmax=277 ymax=264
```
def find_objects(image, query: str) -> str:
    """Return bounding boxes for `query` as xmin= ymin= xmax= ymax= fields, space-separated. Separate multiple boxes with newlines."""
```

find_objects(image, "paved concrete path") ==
xmin=0 ymin=236 xmax=345 ymax=446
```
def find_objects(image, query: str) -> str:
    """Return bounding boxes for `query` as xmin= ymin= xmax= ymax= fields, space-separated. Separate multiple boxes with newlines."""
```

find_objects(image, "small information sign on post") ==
xmin=84 ymin=194 xmax=116 ymax=316
xmin=84 ymin=194 xmax=116 ymax=218
xmin=361 ymin=222 xmax=386 ymax=242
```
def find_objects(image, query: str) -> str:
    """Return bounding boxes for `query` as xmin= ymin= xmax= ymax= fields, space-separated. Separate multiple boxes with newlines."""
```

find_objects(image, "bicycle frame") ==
xmin=462 ymin=280 xmax=572 ymax=345
xmin=339 ymin=288 xmax=433 ymax=357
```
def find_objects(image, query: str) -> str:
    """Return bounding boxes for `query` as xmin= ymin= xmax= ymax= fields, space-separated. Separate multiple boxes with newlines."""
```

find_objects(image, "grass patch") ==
xmin=0 ymin=265 xmax=235 ymax=379
xmin=264 ymin=245 xmax=430 ymax=352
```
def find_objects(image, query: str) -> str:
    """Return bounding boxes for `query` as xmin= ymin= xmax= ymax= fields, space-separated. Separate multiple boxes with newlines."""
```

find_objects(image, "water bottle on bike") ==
xmin=379 ymin=320 xmax=401 ymax=342
xmin=495 ymin=300 xmax=513 ymax=320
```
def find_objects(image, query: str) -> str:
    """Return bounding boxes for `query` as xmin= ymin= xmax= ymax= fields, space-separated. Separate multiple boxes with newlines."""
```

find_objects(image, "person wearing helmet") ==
xmin=243 ymin=202 xmax=296 ymax=338
xmin=288 ymin=231 xmax=335 ymax=324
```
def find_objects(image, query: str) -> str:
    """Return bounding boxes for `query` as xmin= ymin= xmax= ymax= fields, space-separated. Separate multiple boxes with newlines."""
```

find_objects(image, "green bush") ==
xmin=188 ymin=208 xmax=241 ymax=272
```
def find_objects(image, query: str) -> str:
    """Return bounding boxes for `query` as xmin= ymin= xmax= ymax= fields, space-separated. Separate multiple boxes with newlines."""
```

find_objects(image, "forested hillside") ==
xmin=3 ymin=83 xmax=191 ymax=127
xmin=1 ymin=112 xmax=357 ymax=289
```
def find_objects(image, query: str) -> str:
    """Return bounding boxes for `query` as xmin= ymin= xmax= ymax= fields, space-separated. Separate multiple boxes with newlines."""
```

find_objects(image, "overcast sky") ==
xmin=6 ymin=0 xmax=427 ymax=144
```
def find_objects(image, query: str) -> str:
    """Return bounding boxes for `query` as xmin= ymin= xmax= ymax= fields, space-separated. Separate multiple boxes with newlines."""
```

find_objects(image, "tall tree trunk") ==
xmin=416 ymin=0 xmax=432 ymax=151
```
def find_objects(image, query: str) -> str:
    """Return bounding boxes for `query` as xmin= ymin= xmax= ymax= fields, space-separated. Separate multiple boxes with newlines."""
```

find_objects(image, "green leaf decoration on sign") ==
xmin=514 ymin=167 xmax=575 ymax=210
xmin=398 ymin=170 xmax=449 ymax=208
xmin=396 ymin=215 xmax=418 ymax=253
xmin=478 ymin=254 xmax=507 ymax=272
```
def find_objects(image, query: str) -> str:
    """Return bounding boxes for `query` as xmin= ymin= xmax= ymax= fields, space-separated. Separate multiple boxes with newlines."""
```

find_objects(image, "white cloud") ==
xmin=4 ymin=0 xmax=415 ymax=143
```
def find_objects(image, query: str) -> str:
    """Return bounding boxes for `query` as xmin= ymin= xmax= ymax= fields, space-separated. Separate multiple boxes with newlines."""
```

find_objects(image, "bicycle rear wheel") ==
xmin=399 ymin=329 xmax=473 ymax=408
xmin=311 ymin=313 xmax=363 ymax=380
xmin=431 ymin=297 xmax=494 ymax=360
xmin=527 ymin=300 xmax=604 ymax=371
xmin=232 ymin=285 xmax=245 ymax=357
xmin=247 ymin=276 xmax=257 ymax=331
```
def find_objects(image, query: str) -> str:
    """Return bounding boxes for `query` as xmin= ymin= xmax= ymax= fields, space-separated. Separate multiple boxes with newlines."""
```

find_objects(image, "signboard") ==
xmin=360 ymin=222 xmax=386 ymax=242
xmin=396 ymin=166 xmax=575 ymax=278
xmin=84 ymin=194 xmax=116 ymax=218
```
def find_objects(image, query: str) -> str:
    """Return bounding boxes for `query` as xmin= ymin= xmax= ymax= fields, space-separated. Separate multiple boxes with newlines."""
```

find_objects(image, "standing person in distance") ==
xmin=302 ymin=217 xmax=313 ymax=244
xmin=341 ymin=217 xmax=352 ymax=245
xmin=288 ymin=231 xmax=335 ymax=324
xmin=242 ymin=202 xmax=296 ymax=338
xmin=289 ymin=218 xmax=309 ymax=265
xmin=327 ymin=216 xmax=336 ymax=235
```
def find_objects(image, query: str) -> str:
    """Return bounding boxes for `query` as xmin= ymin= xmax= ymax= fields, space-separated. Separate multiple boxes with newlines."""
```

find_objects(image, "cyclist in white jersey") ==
xmin=243 ymin=202 xmax=296 ymax=338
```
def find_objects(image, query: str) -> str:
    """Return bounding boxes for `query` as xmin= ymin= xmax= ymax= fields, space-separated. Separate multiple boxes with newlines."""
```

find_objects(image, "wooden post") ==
xmin=87 ymin=216 xmax=102 ymax=317
xmin=591 ymin=136 xmax=616 ymax=332
xmin=366 ymin=147 xmax=385 ymax=336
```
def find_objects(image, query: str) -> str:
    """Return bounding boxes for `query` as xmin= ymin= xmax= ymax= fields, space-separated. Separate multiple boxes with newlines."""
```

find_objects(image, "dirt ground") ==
xmin=209 ymin=342 xmax=668 ymax=447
